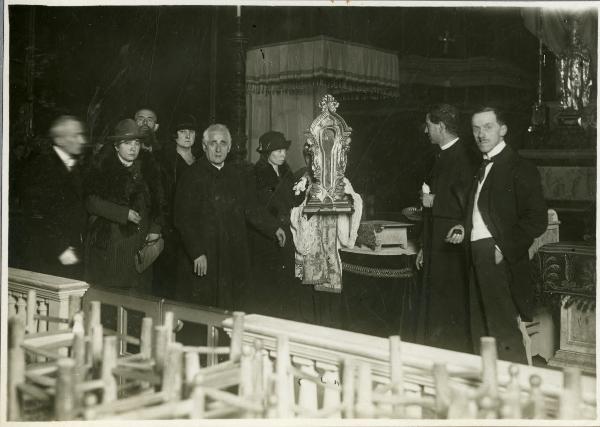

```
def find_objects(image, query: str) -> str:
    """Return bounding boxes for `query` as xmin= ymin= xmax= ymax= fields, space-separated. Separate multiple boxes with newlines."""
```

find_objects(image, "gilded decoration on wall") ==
xmin=303 ymin=94 xmax=353 ymax=215
xmin=558 ymin=16 xmax=593 ymax=111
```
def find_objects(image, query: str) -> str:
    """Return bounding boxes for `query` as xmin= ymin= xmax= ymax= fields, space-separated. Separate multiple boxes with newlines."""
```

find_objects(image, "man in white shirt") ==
xmin=465 ymin=106 xmax=547 ymax=364
xmin=18 ymin=116 xmax=88 ymax=279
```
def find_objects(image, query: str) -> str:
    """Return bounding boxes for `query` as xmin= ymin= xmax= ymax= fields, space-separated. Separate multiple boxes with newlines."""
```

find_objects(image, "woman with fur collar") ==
xmin=84 ymin=119 xmax=164 ymax=291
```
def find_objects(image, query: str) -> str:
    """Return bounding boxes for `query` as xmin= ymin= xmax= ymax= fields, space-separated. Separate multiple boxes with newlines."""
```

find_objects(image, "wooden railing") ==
xmin=222 ymin=314 xmax=597 ymax=419
xmin=8 ymin=268 xmax=89 ymax=332
xmin=82 ymin=286 xmax=230 ymax=365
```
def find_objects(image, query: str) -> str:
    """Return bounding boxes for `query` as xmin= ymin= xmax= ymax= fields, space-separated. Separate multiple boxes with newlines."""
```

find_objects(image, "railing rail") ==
xmin=8 ymin=268 xmax=89 ymax=332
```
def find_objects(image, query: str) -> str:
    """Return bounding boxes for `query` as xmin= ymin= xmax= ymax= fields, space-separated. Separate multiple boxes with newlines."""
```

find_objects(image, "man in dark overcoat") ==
xmin=416 ymin=104 xmax=477 ymax=353
xmin=466 ymin=106 xmax=547 ymax=364
xmin=19 ymin=116 xmax=88 ymax=279
xmin=174 ymin=124 xmax=286 ymax=310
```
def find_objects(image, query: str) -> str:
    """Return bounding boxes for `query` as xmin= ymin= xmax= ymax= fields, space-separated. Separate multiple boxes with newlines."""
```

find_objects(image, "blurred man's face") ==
xmin=54 ymin=120 xmax=87 ymax=156
xmin=203 ymin=131 xmax=231 ymax=166
xmin=134 ymin=109 xmax=158 ymax=134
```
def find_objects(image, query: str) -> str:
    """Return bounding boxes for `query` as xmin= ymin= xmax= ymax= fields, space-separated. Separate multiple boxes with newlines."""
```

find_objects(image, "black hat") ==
xmin=174 ymin=114 xmax=198 ymax=132
xmin=257 ymin=131 xmax=291 ymax=153
xmin=108 ymin=119 xmax=143 ymax=143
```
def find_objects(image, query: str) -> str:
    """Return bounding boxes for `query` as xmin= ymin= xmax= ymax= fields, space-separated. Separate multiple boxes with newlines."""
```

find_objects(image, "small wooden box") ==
xmin=355 ymin=220 xmax=413 ymax=251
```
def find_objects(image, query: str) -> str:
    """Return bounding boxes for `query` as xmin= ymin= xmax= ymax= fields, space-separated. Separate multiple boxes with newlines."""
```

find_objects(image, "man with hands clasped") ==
xmin=416 ymin=104 xmax=476 ymax=353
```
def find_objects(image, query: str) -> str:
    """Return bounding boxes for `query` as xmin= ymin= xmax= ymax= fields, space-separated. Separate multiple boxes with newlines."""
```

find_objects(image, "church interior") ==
xmin=5 ymin=3 xmax=598 ymax=422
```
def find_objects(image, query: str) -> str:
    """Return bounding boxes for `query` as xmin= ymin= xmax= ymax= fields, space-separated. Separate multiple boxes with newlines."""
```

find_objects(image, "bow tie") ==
xmin=477 ymin=157 xmax=494 ymax=183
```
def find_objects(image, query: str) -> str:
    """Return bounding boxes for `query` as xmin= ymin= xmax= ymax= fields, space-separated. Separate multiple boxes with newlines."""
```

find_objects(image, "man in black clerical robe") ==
xmin=416 ymin=104 xmax=477 ymax=353
xmin=174 ymin=124 xmax=285 ymax=311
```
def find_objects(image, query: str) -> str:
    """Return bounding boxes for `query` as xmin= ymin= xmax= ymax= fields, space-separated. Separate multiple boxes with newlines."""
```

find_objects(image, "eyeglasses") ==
xmin=135 ymin=117 xmax=156 ymax=126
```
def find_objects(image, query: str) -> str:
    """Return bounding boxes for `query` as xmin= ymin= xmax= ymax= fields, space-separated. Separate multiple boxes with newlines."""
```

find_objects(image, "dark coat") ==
xmin=246 ymin=158 xmax=309 ymax=320
xmin=160 ymin=143 xmax=195 ymax=234
xmin=419 ymin=139 xmax=476 ymax=352
xmin=174 ymin=157 xmax=279 ymax=310
xmin=84 ymin=148 xmax=164 ymax=290
xmin=19 ymin=147 xmax=87 ymax=279
xmin=155 ymin=143 xmax=195 ymax=298
xmin=465 ymin=144 xmax=548 ymax=321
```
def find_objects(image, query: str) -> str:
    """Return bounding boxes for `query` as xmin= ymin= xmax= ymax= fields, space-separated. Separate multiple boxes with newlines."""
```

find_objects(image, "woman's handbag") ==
xmin=135 ymin=236 xmax=164 ymax=273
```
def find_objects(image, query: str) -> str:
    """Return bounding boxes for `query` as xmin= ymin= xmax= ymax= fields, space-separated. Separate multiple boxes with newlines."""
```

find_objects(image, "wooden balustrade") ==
xmin=8 ymin=268 xmax=89 ymax=333
xmin=222 ymin=314 xmax=597 ymax=419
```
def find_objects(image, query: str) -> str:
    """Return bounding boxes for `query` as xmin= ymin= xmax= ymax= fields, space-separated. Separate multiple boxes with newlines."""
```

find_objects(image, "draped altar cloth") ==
xmin=290 ymin=180 xmax=363 ymax=293
xmin=245 ymin=36 xmax=399 ymax=171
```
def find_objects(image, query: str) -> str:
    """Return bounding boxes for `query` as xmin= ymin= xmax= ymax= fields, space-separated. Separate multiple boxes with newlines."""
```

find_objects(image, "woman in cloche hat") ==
xmin=84 ymin=119 xmax=164 ymax=292
xmin=246 ymin=131 xmax=313 ymax=322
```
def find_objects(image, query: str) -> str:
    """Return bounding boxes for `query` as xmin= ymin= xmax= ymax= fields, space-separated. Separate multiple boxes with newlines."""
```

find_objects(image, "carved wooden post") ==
xmin=8 ymin=317 xmax=25 ymax=421
xmin=294 ymin=355 xmax=318 ymax=415
xmin=433 ymin=363 xmax=451 ymax=418
xmin=26 ymin=289 xmax=37 ymax=334
xmin=559 ymin=367 xmax=582 ymax=419
xmin=8 ymin=294 xmax=17 ymax=317
xmin=190 ymin=373 xmax=206 ymax=418
xmin=527 ymin=374 xmax=546 ymax=419
xmin=230 ymin=311 xmax=244 ymax=363
xmin=342 ymin=358 xmax=355 ymax=418
xmin=228 ymin=8 xmax=248 ymax=162
xmin=55 ymin=358 xmax=77 ymax=421
xmin=276 ymin=334 xmax=292 ymax=418
xmin=68 ymin=294 xmax=81 ymax=318
xmin=389 ymin=335 xmax=405 ymax=417
xmin=239 ymin=345 xmax=256 ymax=417
xmin=153 ymin=325 xmax=169 ymax=374
xmin=317 ymin=360 xmax=342 ymax=418
xmin=140 ymin=317 xmax=153 ymax=359
xmin=185 ymin=351 xmax=200 ymax=398
xmin=88 ymin=301 xmax=101 ymax=334
xmin=355 ymin=362 xmax=374 ymax=418
xmin=72 ymin=313 xmax=87 ymax=385
xmin=90 ymin=324 xmax=104 ymax=374
xmin=480 ymin=337 xmax=499 ymax=395
xmin=37 ymin=300 xmax=48 ymax=334
xmin=102 ymin=336 xmax=118 ymax=403
xmin=17 ymin=295 xmax=27 ymax=324
xmin=501 ymin=364 xmax=522 ymax=418
xmin=162 ymin=342 xmax=183 ymax=401
xmin=163 ymin=311 xmax=174 ymax=343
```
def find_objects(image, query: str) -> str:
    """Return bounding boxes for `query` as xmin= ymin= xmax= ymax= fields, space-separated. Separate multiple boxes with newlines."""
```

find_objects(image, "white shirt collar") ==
xmin=484 ymin=140 xmax=506 ymax=160
xmin=440 ymin=137 xmax=459 ymax=151
xmin=53 ymin=145 xmax=76 ymax=169
xmin=212 ymin=163 xmax=224 ymax=170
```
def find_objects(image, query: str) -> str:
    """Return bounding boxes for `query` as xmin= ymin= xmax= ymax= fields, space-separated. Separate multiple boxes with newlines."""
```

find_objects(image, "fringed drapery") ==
xmin=246 ymin=36 xmax=400 ymax=97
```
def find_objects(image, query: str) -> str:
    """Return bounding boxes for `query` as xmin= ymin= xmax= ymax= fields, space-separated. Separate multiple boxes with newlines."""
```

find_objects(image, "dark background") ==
xmin=8 ymin=5 xmax=592 ymax=221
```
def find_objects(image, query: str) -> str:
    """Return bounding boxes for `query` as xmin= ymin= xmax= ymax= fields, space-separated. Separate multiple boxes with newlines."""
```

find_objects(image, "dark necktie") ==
xmin=477 ymin=158 xmax=494 ymax=183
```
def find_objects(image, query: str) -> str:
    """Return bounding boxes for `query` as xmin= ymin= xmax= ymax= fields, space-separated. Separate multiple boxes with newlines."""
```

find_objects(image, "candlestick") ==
xmin=236 ymin=5 xmax=241 ymax=18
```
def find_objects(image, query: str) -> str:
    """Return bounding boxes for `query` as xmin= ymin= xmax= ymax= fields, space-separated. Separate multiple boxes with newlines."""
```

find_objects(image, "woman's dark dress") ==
xmin=247 ymin=158 xmax=315 ymax=322
xmin=155 ymin=145 xmax=195 ymax=299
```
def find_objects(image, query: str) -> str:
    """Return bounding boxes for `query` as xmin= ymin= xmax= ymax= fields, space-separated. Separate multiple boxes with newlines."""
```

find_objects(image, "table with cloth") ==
xmin=339 ymin=242 xmax=418 ymax=340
